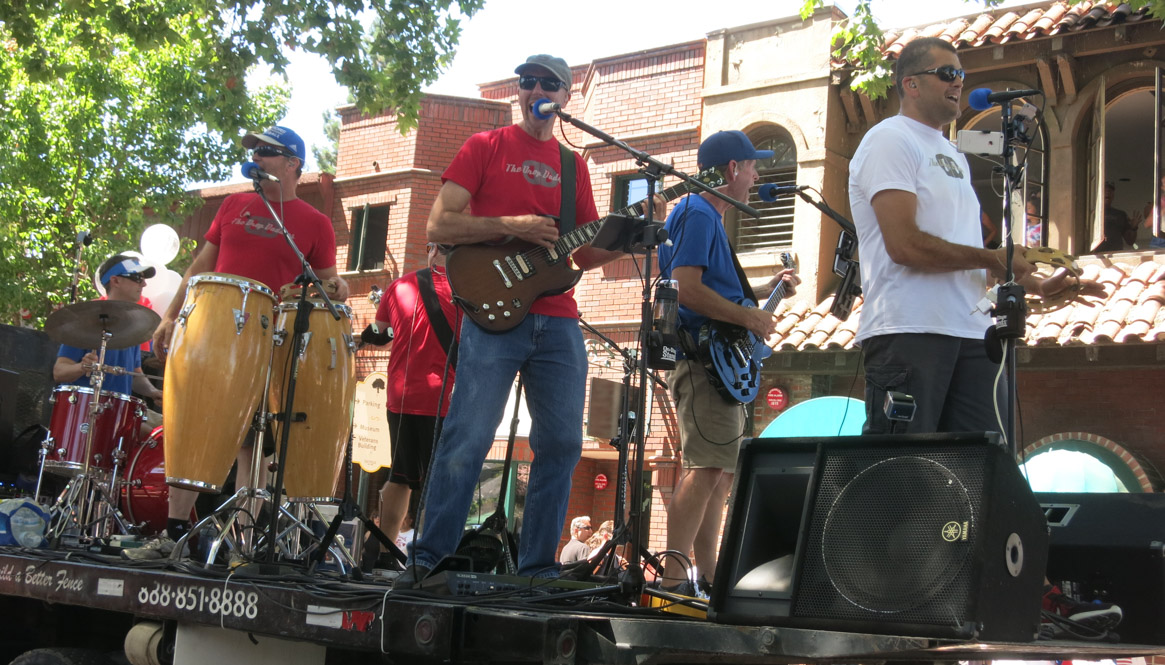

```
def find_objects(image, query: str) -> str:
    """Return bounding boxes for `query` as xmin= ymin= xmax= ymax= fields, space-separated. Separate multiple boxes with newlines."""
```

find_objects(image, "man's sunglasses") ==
xmin=909 ymin=65 xmax=965 ymax=83
xmin=518 ymin=75 xmax=566 ymax=93
xmin=252 ymin=145 xmax=294 ymax=159
xmin=118 ymin=273 xmax=145 ymax=284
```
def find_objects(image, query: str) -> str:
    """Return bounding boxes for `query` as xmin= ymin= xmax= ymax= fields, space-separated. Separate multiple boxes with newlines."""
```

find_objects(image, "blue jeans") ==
xmin=409 ymin=314 xmax=586 ymax=577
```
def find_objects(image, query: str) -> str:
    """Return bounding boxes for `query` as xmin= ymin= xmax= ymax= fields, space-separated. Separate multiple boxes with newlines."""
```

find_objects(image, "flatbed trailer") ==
xmin=1 ymin=548 xmax=1161 ymax=665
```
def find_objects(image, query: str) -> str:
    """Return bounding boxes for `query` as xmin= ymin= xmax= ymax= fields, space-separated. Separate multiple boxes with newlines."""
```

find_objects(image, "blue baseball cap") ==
xmin=697 ymin=130 xmax=773 ymax=169
xmin=242 ymin=125 xmax=307 ymax=163
xmin=100 ymin=255 xmax=156 ymax=287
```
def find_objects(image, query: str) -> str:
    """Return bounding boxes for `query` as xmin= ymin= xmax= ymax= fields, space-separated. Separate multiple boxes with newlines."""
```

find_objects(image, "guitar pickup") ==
xmin=504 ymin=255 xmax=526 ymax=281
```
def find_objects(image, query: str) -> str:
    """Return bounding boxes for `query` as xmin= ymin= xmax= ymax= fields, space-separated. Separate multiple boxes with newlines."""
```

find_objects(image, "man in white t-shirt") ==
xmin=849 ymin=37 xmax=1101 ymax=434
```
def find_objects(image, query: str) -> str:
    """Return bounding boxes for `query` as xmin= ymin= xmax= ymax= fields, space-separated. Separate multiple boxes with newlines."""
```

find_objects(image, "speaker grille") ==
xmin=794 ymin=446 xmax=988 ymax=625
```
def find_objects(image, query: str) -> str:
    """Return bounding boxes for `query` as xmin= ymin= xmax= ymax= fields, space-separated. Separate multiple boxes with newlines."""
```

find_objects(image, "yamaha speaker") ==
xmin=1038 ymin=491 xmax=1165 ymax=645
xmin=709 ymin=432 xmax=1048 ymax=642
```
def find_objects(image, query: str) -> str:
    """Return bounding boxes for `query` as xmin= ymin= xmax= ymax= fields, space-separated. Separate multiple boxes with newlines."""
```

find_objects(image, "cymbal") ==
xmin=45 ymin=300 xmax=161 ymax=350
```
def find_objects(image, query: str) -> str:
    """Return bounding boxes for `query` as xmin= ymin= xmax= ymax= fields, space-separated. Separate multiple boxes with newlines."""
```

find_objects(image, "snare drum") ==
xmin=120 ymin=427 xmax=169 ymax=535
xmin=268 ymin=301 xmax=357 ymax=502
xmin=163 ymin=273 xmax=276 ymax=492
xmin=46 ymin=385 xmax=145 ymax=476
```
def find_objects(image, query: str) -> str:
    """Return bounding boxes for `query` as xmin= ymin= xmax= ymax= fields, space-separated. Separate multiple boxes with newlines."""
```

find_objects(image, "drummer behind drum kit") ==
xmin=38 ymin=274 xmax=360 ymax=570
xmin=39 ymin=299 xmax=165 ymax=541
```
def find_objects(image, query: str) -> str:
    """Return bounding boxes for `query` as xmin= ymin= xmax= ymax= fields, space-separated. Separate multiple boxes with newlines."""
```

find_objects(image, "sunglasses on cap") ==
xmin=518 ymin=75 xmax=565 ymax=93
xmin=909 ymin=65 xmax=965 ymax=83
xmin=252 ymin=145 xmax=295 ymax=159
xmin=118 ymin=273 xmax=146 ymax=284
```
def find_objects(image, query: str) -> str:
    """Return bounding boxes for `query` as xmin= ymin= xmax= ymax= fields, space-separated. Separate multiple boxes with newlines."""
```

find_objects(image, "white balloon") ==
xmin=143 ymin=268 xmax=183 ymax=317
xmin=140 ymin=224 xmax=181 ymax=266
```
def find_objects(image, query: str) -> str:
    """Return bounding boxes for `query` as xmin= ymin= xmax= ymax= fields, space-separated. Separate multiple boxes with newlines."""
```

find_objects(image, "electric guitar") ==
xmin=697 ymin=252 xmax=796 ymax=404
xmin=446 ymin=168 xmax=725 ymax=333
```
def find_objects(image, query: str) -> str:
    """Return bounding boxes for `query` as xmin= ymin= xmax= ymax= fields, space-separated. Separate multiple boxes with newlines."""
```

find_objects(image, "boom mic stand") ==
xmin=779 ymin=189 xmax=862 ymax=321
xmin=572 ymin=318 xmax=668 ymax=581
xmin=544 ymin=102 xmax=762 ymax=599
xmin=246 ymin=177 xmax=345 ymax=571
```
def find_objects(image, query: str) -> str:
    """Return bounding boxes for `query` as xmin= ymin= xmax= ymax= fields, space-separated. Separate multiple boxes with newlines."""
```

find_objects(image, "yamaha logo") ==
xmin=941 ymin=520 xmax=968 ymax=542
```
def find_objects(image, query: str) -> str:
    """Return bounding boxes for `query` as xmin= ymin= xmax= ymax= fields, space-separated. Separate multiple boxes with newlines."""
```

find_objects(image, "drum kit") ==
xmin=39 ymin=299 xmax=164 ymax=540
xmin=38 ymin=273 xmax=361 ymax=571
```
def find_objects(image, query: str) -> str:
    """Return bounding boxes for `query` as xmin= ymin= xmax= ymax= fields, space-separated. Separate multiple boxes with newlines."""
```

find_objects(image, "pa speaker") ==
xmin=1038 ymin=491 xmax=1165 ymax=645
xmin=709 ymin=432 xmax=1048 ymax=642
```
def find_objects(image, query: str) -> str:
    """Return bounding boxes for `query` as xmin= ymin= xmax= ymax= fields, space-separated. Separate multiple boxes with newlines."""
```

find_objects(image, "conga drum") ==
xmin=268 ymin=300 xmax=356 ymax=502
xmin=163 ymin=274 xmax=276 ymax=492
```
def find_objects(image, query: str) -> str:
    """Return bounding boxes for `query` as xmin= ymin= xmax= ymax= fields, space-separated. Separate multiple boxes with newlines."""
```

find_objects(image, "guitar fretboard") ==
xmin=550 ymin=168 xmax=724 ymax=258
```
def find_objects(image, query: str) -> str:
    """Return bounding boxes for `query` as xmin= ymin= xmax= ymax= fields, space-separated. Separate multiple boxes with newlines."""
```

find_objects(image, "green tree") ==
xmin=0 ymin=0 xmax=482 ymax=326
xmin=314 ymin=109 xmax=341 ymax=175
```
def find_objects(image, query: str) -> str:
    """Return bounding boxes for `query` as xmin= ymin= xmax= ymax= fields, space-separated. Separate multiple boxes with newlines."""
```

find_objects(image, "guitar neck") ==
xmin=619 ymin=175 xmax=716 ymax=218
xmin=551 ymin=169 xmax=723 ymax=257
xmin=760 ymin=284 xmax=788 ymax=314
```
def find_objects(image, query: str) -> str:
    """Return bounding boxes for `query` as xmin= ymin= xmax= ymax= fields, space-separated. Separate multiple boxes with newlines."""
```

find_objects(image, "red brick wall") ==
xmin=1017 ymin=367 xmax=1165 ymax=483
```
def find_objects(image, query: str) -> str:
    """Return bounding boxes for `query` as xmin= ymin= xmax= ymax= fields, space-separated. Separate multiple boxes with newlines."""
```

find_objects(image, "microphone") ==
xmin=967 ymin=88 xmax=1042 ymax=111
xmin=75 ymin=230 xmax=93 ymax=246
xmin=757 ymin=183 xmax=808 ymax=202
xmin=241 ymin=161 xmax=279 ymax=182
xmin=532 ymin=98 xmax=560 ymax=120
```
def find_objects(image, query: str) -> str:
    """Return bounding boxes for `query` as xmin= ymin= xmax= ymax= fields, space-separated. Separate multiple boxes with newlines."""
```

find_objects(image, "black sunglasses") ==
xmin=910 ymin=65 xmax=966 ymax=83
xmin=518 ymin=75 xmax=565 ymax=93
xmin=252 ymin=145 xmax=294 ymax=159
xmin=118 ymin=273 xmax=145 ymax=284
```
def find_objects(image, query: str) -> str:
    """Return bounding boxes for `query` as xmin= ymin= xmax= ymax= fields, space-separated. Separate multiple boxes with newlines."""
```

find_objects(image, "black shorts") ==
xmin=386 ymin=411 xmax=443 ymax=490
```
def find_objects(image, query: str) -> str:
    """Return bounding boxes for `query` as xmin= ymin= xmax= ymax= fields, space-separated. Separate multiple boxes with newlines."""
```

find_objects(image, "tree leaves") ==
xmin=1 ymin=0 xmax=481 ymax=325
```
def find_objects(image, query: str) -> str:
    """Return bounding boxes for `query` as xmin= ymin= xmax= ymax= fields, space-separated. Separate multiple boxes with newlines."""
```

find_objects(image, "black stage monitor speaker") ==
xmin=709 ymin=432 xmax=1049 ymax=642
xmin=1037 ymin=491 xmax=1165 ymax=645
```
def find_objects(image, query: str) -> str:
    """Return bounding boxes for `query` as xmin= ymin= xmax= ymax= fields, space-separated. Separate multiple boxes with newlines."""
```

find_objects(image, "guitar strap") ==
xmin=558 ymin=143 xmax=576 ymax=235
xmin=729 ymin=244 xmax=758 ymax=304
xmin=416 ymin=268 xmax=458 ymax=367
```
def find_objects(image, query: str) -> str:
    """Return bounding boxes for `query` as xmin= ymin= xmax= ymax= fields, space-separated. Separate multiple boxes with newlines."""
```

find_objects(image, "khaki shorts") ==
xmin=669 ymin=360 xmax=745 ymax=470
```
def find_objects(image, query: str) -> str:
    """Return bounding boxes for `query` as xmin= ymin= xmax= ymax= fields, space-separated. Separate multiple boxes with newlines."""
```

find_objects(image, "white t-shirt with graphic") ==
xmin=849 ymin=114 xmax=992 ymax=343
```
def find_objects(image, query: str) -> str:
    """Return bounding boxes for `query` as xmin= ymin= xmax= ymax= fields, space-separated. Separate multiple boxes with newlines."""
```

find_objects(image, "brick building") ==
xmin=185 ymin=2 xmax=1165 ymax=572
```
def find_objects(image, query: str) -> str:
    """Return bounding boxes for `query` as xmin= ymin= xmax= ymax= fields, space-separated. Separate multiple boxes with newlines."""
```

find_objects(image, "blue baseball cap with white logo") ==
xmin=99 ymin=256 xmax=156 ymax=287
xmin=242 ymin=125 xmax=307 ymax=163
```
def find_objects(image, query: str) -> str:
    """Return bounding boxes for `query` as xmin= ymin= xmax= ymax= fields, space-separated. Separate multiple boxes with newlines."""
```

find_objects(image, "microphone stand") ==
xmin=247 ymin=177 xmax=344 ymax=570
xmin=69 ymin=231 xmax=92 ymax=304
xmin=784 ymin=189 xmax=862 ymax=321
xmin=573 ymin=317 xmax=667 ymax=581
xmin=548 ymin=105 xmax=760 ymax=599
xmin=989 ymin=101 xmax=1025 ymax=454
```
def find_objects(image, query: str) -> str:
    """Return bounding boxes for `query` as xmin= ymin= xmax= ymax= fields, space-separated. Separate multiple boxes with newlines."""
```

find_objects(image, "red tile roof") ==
xmin=875 ymin=1 xmax=1152 ymax=58
xmin=768 ymin=255 xmax=1165 ymax=352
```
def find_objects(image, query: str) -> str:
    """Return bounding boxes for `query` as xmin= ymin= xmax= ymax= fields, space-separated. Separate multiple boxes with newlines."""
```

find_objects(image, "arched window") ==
xmin=1020 ymin=435 xmax=1156 ymax=493
xmin=731 ymin=126 xmax=797 ymax=252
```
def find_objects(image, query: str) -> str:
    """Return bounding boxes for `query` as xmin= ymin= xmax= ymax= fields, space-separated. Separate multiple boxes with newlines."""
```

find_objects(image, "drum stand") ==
xmin=309 ymin=435 xmax=406 ymax=579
